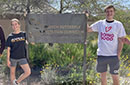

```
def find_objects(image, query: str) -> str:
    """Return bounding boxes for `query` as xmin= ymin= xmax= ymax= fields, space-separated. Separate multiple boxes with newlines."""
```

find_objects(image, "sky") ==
xmin=50 ymin=0 xmax=130 ymax=11
xmin=120 ymin=0 xmax=130 ymax=8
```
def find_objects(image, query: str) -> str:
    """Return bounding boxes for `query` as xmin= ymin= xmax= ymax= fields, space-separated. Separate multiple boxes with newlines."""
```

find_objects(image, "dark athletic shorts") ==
xmin=10 ymin=58 xmax=28 ymax=67
xmin=96 ymin=56 xmax=119 ymax=75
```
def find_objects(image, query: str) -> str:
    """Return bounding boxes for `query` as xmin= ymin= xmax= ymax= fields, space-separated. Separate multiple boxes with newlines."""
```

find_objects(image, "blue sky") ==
xmin=121 ymin=0 xmax=130 ymax=8
xmin=50 ymin=0 xmax=130 ymax=11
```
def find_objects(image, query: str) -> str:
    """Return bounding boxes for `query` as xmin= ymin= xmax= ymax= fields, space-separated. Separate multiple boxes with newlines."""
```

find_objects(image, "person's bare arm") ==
xmin=117 ymin=37 xmax=124 ymax=59
xmin=84 ymin=11 xmax=93 ymax=33
xmin=7 ymin=47 xmax=11 ymax=67
xmin=87 ymin=24 xmax=93 ymax=32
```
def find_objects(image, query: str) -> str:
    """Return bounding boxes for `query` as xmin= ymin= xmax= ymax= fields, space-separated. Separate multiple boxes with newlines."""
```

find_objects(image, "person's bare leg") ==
xmin=111 ymin=74 xmax=119 ymax=85
xmin=10 ymin=66 xmax=16 ymax=85
xmin=101 ymin=72 xmax=107 ymax=85
xmin=16 ymin=64 xmax=31 ymax=83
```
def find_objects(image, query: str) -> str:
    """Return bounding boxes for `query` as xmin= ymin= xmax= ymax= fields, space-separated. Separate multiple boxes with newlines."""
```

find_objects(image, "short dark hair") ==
xmin=104 ymin=5 xmax=116 ymax=12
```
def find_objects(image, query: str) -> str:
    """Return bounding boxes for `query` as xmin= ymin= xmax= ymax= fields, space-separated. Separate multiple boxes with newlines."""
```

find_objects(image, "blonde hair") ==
xmin=11 ymin=18 xmax=21 ymax=25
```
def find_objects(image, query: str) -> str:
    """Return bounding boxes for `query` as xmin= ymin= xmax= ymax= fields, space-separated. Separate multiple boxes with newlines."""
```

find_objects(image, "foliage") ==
xmin=31 ymin=39 xmax=98 ymax=84
xmin=40 ymin=64 xmax=57 ymax=85
xmin=29 ymin=39 xmax=97 ymax=67
xmin=29 ymin=43 xmax=83 ymax=68
xmin=40 ymin=61 xmax=99 ymax=85
xmin=0 ymin=0 xmax=53 ymax=14
xmin=29 ymin=44 xmax=48 ymax=68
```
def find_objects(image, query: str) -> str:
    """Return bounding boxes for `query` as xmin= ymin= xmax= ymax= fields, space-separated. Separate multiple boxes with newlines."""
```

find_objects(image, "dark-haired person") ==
xmin=6 ymin=18 xmax=31 ymax=85
xmin=0 ymin=25 xmax=5 ymax=57
xmin=87 ymin=5 xmax=126 ymax=85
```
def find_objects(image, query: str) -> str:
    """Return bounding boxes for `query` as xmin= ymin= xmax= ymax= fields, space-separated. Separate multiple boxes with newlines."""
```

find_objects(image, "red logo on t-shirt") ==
xmin=101 ymin=32 xmax=114 ymax=41
xmin=105 ymin=26 xmax=112 ymax=32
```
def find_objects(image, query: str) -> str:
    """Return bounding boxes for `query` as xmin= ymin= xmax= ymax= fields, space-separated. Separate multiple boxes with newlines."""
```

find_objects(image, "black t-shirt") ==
xmin=6 ymin=32 xmax=27 ymax=59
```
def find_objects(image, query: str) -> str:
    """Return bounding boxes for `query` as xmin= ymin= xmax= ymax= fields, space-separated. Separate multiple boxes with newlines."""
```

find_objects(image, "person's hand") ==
xmin=7 ymin=60 xmax=11 ymax=68
xmin=23 ymin=9 xmax=27 ymax=17
xmin=122 ymin=38 xmax=130 ymax=44
xmin=83 ymin=10 xmax=89 ymax=17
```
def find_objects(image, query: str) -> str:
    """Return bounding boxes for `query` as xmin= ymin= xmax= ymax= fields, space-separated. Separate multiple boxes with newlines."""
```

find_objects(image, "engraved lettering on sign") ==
xmin=47 ymin=25 xmax=81 ymax=30
xmin=44 ymin=25 xmax=82 ymax=34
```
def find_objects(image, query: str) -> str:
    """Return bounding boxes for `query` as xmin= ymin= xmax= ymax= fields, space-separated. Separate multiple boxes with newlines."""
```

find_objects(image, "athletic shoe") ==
xmin=13 ymin=79 xmax=18 ymax=85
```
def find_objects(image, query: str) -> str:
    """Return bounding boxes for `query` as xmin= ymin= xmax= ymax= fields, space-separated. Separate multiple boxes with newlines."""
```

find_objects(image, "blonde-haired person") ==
xmin=6 ymin=18 xmax=31 ymax=85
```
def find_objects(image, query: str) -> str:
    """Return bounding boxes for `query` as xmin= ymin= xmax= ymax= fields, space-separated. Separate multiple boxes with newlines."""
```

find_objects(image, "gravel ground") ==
xmin=0 ymin=75 xmax=130 ymax=85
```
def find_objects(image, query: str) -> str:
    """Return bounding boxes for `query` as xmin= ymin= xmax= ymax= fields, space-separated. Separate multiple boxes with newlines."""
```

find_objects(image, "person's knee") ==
xmin=11 ymin=71 xmax=15 ymax=75
xmin=10 ymin=69 xmax=15 ymax=76
xmin=25 ymin=69 xmax=31 ymax=76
